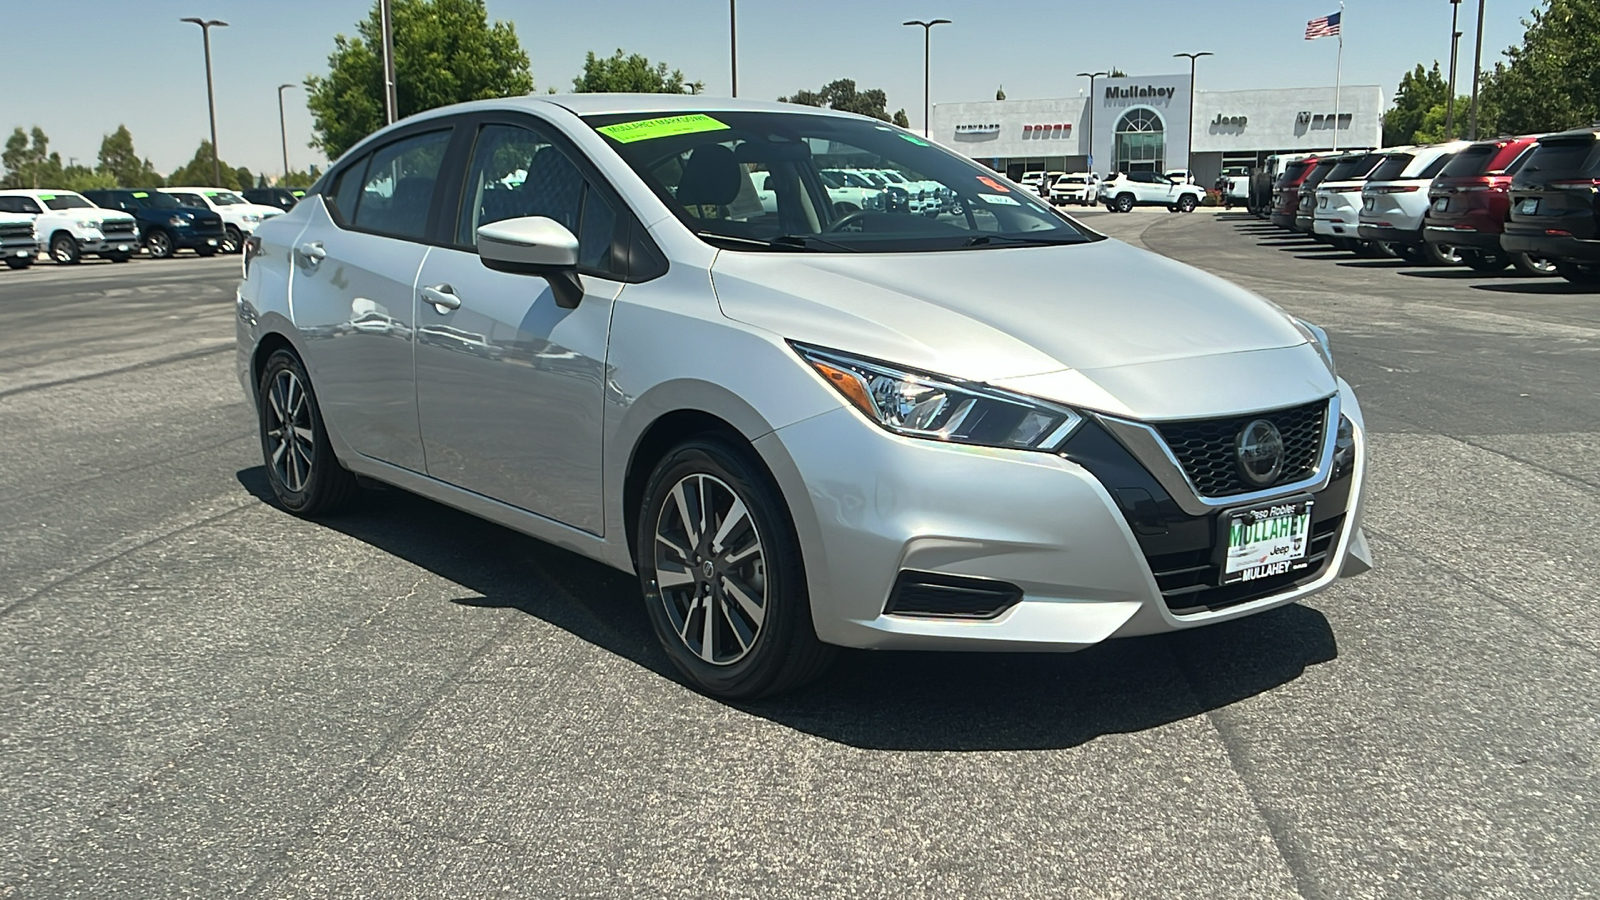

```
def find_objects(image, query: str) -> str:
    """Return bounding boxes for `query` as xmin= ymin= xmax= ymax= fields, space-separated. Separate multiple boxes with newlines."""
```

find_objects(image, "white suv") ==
xmin=1356 ymin=141 xmax=1470 ymax=258
xmin=1312 ymin=152 xmax=1387 ymax=249
xmin=0 ymin=190 xmax=138 ymax=264
xmin=1050 ymin=173 xmax=1100 ymax=206
xmin=1099 ymin=172 xmax=1204 ymax=213
xmin=160 ymin=187 xmax=283 ymax=254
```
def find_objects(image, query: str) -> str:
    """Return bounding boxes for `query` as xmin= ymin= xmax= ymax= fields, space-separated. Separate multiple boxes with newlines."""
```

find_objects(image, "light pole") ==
xmin=379 ymin=0 xmax=398 ymax=124
xmin=729 ymin=1 xmax=738 ymax=97
xmin=1446 ymin=0 xmax=1463 ymax=139
xmin=1076 ymin=71 xmax=1107 ymax=173
xmin=1173 ymin=52 xmax=1213 ymax=177
xmin=903 ymin=18 xmax=951 ymax=138
xmin=277 ymin=84 xmax=297 ymax=182
xmin=1468 ymin=0 xmax=1485 ymax=139
xmin=180 ymin=17 xmax=228 ymax=186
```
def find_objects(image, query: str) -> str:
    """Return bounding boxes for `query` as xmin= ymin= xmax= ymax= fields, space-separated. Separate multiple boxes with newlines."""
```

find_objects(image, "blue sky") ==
xmin=4 ymin=0 xmax=1536 ymax=179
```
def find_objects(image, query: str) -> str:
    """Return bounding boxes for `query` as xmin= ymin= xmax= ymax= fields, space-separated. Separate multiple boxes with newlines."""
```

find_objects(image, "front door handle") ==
xmin=296 ymin=241 xmax=326 ymax=265
xmin=421 ymin=283 xmax=461 ymax=312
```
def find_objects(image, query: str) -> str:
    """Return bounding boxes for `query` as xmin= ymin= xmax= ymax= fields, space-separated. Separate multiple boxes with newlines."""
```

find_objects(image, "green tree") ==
xmin=1109 ymin=68 xmax=1127 ymax=78
xmin=1482 ymin=0 xmax=1600 ymax=135
xmin=96 ymin=125 xmax=164 ymax=188
xmin=305 ymin=0 xmax=534 ymax=161
xmin=893 ymin=109 xmax=911 ymax=128
xmin=61 ymin=165 xmax=116 ymax=193
xmin=278 ymin=166 xmax=320 ymax=188
xmin=2 ymin=126 xmax=64 ymax=189
xmin=167 ymin=141 xmax=250 ymax=190
xmin=778 ymin=79 xmax=907 ymax=124
xmin=1383 ymin=62 xmax=1449 ymax=145
xmin=572 ymin=49 xmax=702 ymax=93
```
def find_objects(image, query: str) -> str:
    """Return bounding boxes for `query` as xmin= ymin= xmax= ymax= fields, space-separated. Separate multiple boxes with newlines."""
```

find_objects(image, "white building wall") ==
xmin=1191 ymin=86 xmax=1384 ymax=153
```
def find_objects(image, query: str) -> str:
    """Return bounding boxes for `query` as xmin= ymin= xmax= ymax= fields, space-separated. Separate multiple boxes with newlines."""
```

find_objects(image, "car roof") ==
xmin=162 ymin=186 xmax=229 ymax=192
xmin=430 ymin=93 xmax=878 ymax=123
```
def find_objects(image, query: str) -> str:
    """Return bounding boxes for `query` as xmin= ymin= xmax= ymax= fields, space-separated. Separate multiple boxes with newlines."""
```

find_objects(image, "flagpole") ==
xmin=1332 ymin=2 xmax=1344 ymax=151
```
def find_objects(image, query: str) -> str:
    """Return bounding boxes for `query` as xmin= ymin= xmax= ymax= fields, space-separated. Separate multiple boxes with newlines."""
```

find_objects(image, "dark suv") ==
xmin=242 ymin=187 xmax=306 ymax=212
xmin=83 ymin=189 xmax=225 ymax=259
xmin=1500 ymin=128 xmax=1600 ymax=285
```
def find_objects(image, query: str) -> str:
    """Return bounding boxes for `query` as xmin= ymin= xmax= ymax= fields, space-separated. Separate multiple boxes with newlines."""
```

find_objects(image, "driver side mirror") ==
xmin=477 ymin=216 xmax=583 ymax=309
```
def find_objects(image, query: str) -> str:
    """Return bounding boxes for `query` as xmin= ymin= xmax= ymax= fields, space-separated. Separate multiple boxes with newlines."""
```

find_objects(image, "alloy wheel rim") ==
xmin=1531 ymin=256 xmax=1557 ymax=274
xmin=53 ymin=240 xmax=72 ymax=262
xmin=652 ymin=473 xmax=767 ymax=666
xmin=265 ymin=369 xmax=314 ymax=492
xmin=150 ymin=234 xmax=170 ymax=256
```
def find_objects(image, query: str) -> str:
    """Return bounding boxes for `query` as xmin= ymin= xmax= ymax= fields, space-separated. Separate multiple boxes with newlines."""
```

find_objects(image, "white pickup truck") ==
xmin=160 ymin=187 xmax=283 ymax=254
xmin=754 ymin=171 xmax=886 ymax=214
xmin=0 ymin=212 xmax=38 ymax=269
xmin=1099 ymin=171 xmax=1205 ymax=213
xmin=0 ymin=189 xmax=139 ymax=264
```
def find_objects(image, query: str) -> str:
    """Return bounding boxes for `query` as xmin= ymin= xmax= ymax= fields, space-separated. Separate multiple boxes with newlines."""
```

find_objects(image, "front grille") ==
xmin=1156 ymin=400 xmax=1328 ymax=497
xmin=884 ymin=571 xmax=1022 ymax=619
xmin=193 ymin=219 xmax=224 ymax=236
xmin=100 ymin=220 xmax=136 ymax=238
xmin=1150 ymin=514 xmax=1344 ymax=614
xmin=0 ymin=223 xmax=33 ymax=243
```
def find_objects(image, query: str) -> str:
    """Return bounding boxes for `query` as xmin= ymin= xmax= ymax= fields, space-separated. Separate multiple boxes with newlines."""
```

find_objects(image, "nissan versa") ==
xmin=236 ymin=96 xmax=1372 ymax=699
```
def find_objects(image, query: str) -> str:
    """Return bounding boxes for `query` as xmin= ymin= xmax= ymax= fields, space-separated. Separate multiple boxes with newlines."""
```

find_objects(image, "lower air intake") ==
xmin=884 ymin=571 xmax=1023 ymax=620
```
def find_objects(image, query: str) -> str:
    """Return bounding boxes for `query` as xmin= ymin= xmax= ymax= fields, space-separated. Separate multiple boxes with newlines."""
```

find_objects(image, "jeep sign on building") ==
xmin=932 ymin=78 xmax=1382 ymax=185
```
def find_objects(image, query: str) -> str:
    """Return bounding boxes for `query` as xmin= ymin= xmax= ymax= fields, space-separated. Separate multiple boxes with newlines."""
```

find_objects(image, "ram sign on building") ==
xmin=932 ymin=74 xmax=1383 ymax=185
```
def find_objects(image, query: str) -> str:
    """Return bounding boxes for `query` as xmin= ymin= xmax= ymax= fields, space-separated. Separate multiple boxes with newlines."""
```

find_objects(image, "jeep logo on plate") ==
xmin=1236 ymin=419 xmax=1285 ymax=487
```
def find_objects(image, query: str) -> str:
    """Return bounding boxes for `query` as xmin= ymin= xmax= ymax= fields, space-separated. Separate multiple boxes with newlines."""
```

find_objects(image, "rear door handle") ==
xmin=296 ymin=241 xmax=326 ymax=264
xmin=420 ymin=283 xmax=461 ymax=312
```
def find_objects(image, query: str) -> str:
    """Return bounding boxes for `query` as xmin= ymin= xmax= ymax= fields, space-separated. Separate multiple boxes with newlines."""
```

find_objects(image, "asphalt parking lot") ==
xmin=2 ymin=212 xmax=1596 ymax=898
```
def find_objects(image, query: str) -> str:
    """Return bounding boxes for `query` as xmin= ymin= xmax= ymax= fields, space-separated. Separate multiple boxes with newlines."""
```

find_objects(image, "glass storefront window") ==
xmin=1114 ymin=108 xmax=1165 ymax=174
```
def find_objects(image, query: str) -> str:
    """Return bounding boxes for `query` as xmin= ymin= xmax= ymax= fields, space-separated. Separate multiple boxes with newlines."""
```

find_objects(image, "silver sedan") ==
xmin=236 ymin=95 xmax=1372 ymax=699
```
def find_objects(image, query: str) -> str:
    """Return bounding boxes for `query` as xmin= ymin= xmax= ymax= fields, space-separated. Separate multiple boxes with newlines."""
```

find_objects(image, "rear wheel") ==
xmin=1463 ymin=250 xmax=1511 ymax=273
xmin=1114 ymin=193 xmax=1135 ymax=213
xmin=105 ymin=251 xmax=132 ymax=263
xmin=1355 ymin=240 xmax=1395 ymax=258
xmin=195 ymin=244 xmax=218 ymax=258
xmin=1423 ymin=241 xmax=1464 ymax=266
xmin=1555 ymin=260 xmax=1600 ymax=285
xmin=50 ymin=233 xmax=80 ymax=265
xmin=257 ymin=349 xmax=360 ymax=516
xmin=1511 ymin=252 xmax=1558 ymax=277
xmin=637 ymin=437 xmax=834 ymax=700
xmin=1390 ymin=243 xmax=1424 ymax=263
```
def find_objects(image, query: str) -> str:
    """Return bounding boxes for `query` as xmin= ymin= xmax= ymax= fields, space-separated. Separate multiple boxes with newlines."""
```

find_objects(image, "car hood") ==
xmin=711 ymin=238 xmax=1332 ymax=420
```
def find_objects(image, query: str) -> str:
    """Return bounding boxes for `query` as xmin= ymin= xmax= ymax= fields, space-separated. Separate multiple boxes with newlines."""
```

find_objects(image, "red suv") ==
xmin=1422 ymin=136 xmax=1548 ymax=275
xmin=1269 ymin=157 xmax=1317 ymax=230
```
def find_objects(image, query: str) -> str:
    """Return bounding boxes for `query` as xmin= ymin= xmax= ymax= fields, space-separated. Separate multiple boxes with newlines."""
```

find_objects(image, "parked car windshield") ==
xmin=42 ymin=194 xmax=94 ymax=210
xmin=168 ymin=192 xmax=208 ymax=208
xmin=586 ymin=110 xmax=1093 ymax=252
xmin=135 ymin=192 xmax=183 ymax=209
xmin=208 ymin=191 xmax=249 ymax=205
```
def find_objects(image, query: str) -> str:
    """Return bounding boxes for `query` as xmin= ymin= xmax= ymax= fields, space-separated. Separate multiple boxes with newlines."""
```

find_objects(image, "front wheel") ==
xmin=1114 ymin=194 xmax=1135 ymax=213
xmin=637 ymin=438 xmax=834 ymax=700
xmin=220 ymin=225 xmax=242 ymax=255
xmin=257 ymin=349 xmax=360 ymax=516
xmin=144 ymin=229 xmax=175 ymax=259
xmin=1511 ymin=252 xmax=1558 ymax=277
xmin=4 ymin=257 xmax=32 ymax=270
xmin=51 ymin=234 xmax=81 ymax=265
xmin=1177 ymin=195 xmax=1197 ymax=213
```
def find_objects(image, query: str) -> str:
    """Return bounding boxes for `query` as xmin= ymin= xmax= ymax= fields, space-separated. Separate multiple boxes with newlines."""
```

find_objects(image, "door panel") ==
xmin=414 ymin=247 xmax=619 ymax=532
xmin=289 ymin=200 xmax=428 ymax=471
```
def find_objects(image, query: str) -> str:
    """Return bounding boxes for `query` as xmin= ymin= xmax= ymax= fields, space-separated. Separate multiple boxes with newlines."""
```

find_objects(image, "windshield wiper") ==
xmin=695 ymin=231 xmax=859 ymax=253
xmin=963 ymin=234 xmax=1082 ymax=248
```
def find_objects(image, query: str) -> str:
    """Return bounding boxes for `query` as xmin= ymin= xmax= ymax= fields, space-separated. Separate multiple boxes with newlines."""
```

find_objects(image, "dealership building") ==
xmin=931 ymin=73 xmax=1384 ymax=185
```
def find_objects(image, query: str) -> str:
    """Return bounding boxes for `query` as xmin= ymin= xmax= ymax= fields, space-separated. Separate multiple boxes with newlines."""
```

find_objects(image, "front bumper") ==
xmin=759 ymin=380 xmax=1371 ymax=651
xmin=77 ymin=235 xmax=137 ymax=254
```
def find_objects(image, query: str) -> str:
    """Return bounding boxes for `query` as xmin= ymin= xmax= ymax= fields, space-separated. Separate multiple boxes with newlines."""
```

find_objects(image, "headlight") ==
xmin=793 ymin=344 xmax=1083 ymax=451
xmin=243 ymin=214 xmax=261 ymax=223
xmin=1292 ymin=317 xmax=1335 ymax=376
xmin=168 ymin=216 xmax=191 ymax=227
xmin=76 ymin=219 xmax=101 ymax=230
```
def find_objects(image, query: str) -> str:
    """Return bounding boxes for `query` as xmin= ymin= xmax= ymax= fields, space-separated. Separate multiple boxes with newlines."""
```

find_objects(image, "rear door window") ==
xmin=351 ymin=128 xmax=453 ymax=241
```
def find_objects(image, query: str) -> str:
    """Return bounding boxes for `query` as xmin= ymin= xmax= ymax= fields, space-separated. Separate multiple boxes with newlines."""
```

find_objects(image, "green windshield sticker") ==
xmin=204 ymin=191 xmax=219 ymax=197
xmin=899 ymin=134 xmax=930 ymax=146
xmin=132 ymin=191 xmax=148 ymax=198
xmin=39 ymin=194 xmax=55 ymax=200
xmin=596 ymin=114 xmax=730 ymax=144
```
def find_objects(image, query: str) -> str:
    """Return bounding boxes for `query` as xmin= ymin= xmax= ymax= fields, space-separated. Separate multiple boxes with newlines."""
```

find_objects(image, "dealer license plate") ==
xmin=1221 ymin=498 xmax=1314 ymax=585
xmin=1433 ymin=196 xmax=1449 ymax=212
xmin=1520 ymin=198 xmax=1540 ymax=215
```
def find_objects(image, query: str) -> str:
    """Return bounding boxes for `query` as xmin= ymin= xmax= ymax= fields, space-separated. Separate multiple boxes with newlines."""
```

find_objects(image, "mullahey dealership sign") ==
xmin=1105 ymin=85 xmax=1177 ymax=101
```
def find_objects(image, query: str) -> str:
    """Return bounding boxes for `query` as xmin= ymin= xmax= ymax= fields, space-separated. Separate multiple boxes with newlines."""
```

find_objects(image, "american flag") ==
xmin=1305 ymin=11 xmax=1341 ymax=39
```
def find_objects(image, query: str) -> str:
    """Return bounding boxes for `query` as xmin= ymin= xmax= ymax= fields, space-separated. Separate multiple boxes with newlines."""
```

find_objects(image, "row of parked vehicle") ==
xmin=1243 ymin=127 xmax=1600 ymax=285
xmin=1022 ymin=169 xmax=1208 ymax=214
xmin=0 ymin=186 xmax=305 ymax=268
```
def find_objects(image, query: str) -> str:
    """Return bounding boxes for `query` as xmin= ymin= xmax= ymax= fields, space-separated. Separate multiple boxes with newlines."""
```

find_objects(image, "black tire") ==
xmin=1423 ymin=240 xmax=1464 ymax=266
xmin=636 ymin=437 xmax=834 ymax=700
xmin=1166 ymin=205 xmax=1179 ymax=213
xmin=256 ymin=349 xmax=360 ymax=516
xmin=50 ymin=233 xmax=80 ymax=265
xmin=1390 ymin=243 xmax=1423 ymax=263
xmin=1177 ymin=194 xmax=1197 ymax=213
xmin=1511 ymin=252 xmax=1558 ymax=277
xmin=1555 ymin=260 xmax=1600 ymax=285
xmin=145 ymin=229 xmax=175 ymax=259
xmin=1462 ymin=250 xmax=1511 ymax=273
xmin=195 ymin=244 xmax=218 ymax=258
xmin=1355 ymin=240 xmax=1395 ymax=258
xmin=1114 ymin=193 xmax=1135 ymax=213
xmin=4 ymin=257 xmax=31 ymax=270
xmin=220 ymin=225 xmax=242 ymax=255
xmin=105 ymin=252 xmax=132 ymax=263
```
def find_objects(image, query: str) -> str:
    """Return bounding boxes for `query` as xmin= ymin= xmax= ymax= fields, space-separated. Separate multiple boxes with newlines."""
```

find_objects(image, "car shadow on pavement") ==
xmin=1397 ymin=269 xmax=1492 ymax=280
xmin=1470 ymin=280 xmax=1598 ymax=294
xmin=237 ymin=466 xmax=1339 ymax=752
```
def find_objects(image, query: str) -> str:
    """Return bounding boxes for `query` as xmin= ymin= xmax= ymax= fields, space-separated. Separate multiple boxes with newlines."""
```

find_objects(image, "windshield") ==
xmin=41 ymin=193 xmax=93 ymax=210
xmin=133 ymin=191 xmax=182 ymax=209
xmin=208 ymin=191 xmax=248 ymax=205
xmin=169 ymin=192 xmax=208 ymax=208
xmin=586 ymin=110 xmax=1093 ymax=252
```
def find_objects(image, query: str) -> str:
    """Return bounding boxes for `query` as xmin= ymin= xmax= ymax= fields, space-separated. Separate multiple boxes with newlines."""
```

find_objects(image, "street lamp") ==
xmin=1173 ymin=51 xmax=1213 ymax=178
xmin=1076 ymin=71 xmax=1107 ymax=173
xmin=729 ymin=1 xmax=738 ymax=97
xmin=278 ymin=84 xmax=297 ymax=182
xmin=903 ymin=19 xmax=951 ymax=138
xmin=180 ymin=17 xmax=228 ymax=186
xmin=1446 ymin=0 xmax=1463 ymax=139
